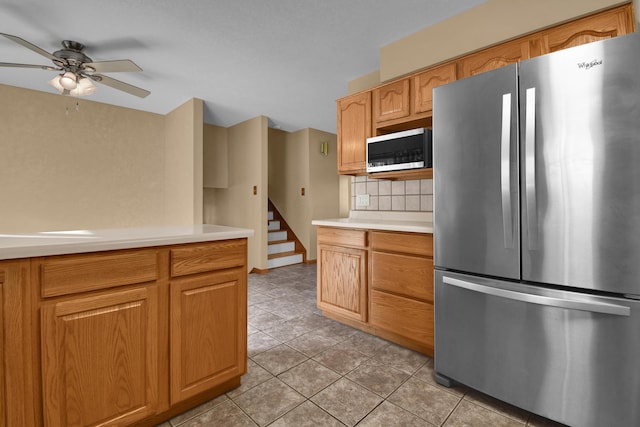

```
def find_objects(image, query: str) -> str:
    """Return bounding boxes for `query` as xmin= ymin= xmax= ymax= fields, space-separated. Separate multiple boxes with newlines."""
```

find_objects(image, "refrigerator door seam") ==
xmin=442 ymin=276 xmax=631 ymax=316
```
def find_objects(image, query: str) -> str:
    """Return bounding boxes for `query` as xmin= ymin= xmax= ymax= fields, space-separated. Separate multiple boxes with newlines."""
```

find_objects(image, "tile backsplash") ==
xmin=351 ymin=176 xmax=433 ymax=212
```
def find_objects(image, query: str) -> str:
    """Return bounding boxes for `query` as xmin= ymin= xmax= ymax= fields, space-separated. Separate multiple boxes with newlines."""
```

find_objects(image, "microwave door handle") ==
xmin=443 ymin=277 xmax=631 ymax=317
xmin=525 ymin=87 xmax=539 ymax=250
xmin=500 ymin=93 xmax=513 ymax=249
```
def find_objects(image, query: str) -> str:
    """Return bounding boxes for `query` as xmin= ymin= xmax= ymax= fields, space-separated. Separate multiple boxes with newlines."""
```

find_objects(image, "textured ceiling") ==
xmin=0 ymin=0 xmax=487 ymax=133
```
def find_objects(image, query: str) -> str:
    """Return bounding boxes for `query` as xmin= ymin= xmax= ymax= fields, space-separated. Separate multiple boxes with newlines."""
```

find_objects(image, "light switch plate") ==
xmin=356 ymin=194 xmax=370 ymax=207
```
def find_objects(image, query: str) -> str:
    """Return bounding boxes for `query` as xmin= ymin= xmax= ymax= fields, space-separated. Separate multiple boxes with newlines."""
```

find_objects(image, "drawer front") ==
xmin=371 ymin=290 xmax=433 ymax=347
xmin=40 ymin=250 xmax=158 ymax=298
xmin=371 ymin=231 xmax=433 ymax=257
xmin=371 ymin=252 xmax=433 ymax=302
xmin=317 ymin=227 xmax=367 ymax=248
xmin=171 ymin=239 xmax=246 ymax=277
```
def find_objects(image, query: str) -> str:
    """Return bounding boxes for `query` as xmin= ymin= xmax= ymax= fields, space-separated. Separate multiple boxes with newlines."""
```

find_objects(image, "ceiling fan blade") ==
xmin=84 ymin=59 xmax=142 ymax=73
xmin=0 ymin=33 xmax=56 ymax=61
xmin=91 ymin=74 xmax=150 ymax=98
xmin=0 ymin=62 xmax=57 ymax=70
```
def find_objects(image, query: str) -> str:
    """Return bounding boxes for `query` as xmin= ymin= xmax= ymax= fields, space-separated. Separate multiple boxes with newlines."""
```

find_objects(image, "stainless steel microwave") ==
xmin=366 ymin=128 xmax=432 ymax=173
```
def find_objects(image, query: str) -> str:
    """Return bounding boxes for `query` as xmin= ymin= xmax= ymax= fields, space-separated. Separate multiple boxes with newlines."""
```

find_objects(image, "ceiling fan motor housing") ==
xmin=53 ymin=40 xmax=93 ymax=71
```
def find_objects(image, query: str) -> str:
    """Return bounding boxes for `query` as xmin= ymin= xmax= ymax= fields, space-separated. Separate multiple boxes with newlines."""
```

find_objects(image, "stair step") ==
xmin=267 ymin=211 xmax=274 ymax=221
xmin=268 ymin=230 xmax=287 ymax=242
xmin=268 ymin=240 xmax=295 ymax=255
xmin=268 ymin=220 xmax=281 ymax=231
xmin=268 ymin=251 xmax=303 ymax=269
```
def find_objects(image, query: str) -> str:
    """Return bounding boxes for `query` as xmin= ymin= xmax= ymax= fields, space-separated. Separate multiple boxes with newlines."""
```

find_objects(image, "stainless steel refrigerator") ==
xmin=432 ymin=32 xmax=640 ymax=427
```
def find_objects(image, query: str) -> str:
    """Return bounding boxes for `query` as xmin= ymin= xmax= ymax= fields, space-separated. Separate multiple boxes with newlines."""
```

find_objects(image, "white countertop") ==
xmin=0 ymin=224 xmax=255 ymax=260
xmin=312 ymin=211 xmax=433 ymax=234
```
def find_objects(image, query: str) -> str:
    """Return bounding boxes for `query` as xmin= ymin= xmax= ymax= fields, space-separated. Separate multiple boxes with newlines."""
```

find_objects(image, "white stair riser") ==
xmin=268 ymin=253 xmax=303 ymax=269
xmin=268 ymin=220 xmax=281 ymax=231
xmin=268 ymin=231 xmax=287 ymax=242
xmin=268 ymin=241 xmax=295 ymax=255
xmin=267 ymin=211 xmax=274 ymax=221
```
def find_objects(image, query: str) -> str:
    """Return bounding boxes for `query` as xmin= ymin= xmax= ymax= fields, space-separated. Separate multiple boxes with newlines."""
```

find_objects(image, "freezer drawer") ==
xmin=435 ymin=269 xmax=640 ymax=427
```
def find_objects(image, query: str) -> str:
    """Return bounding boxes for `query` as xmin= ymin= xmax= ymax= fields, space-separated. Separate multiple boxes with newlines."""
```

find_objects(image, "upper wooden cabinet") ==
xmin=459 ymin=37 xmax=533 ymax=79
xmin=337 ymin=91 xmax=371 ymax=175
xmin=539 ymin=4 xmax=634 ymax=54
xmin=412 ymin=62 xmax=457 ymax=116
xmin=372 ymin=78 xmax=411 ymax=124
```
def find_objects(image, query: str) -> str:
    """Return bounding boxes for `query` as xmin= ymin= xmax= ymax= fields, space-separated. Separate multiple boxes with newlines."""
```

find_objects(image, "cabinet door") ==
xmin=412 ymin=63 xmax=457 ymax=115
xmin=41 ymin=286 xmax=159 ymax=427
xmin=372 ymin=78 xmax=410 ymax=124
xmin=337 ymin=92 xmax=371 ymax=175
xmin=317 ymin=243 xmax=367 ymax=323
xmin=170 ymin=268 xmax=246 ymax=404
xmin=539 ymin=4 xmax=634 ymax=54
xmin=459 ymin=37 xmax=532 ymax=78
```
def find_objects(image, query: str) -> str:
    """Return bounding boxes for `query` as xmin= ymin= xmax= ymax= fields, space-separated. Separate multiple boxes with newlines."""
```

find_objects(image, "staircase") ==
xmin=267 ymin=201 xmax=305 ymax=269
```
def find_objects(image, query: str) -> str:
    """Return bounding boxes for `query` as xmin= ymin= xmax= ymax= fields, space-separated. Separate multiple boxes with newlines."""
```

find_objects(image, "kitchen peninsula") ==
xmin=0 ymin=224 xmax=253 ymax=427
xmin=312 ymin=212 xmax=434 ymax=356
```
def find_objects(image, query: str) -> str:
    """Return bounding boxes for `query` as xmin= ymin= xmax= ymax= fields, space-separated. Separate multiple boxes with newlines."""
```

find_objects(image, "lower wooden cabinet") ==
xmin=317 ymin=228 xmax=368 ymax=323
xmin=170 ymin=268 xmax=246 ymax=404
xmin=41 ymin=286 xmax=160 ymax=427
xmin=0 ymin=238 xmax=249 ymax=427
xmin=316 ymin=226 xmax=434 ymax=356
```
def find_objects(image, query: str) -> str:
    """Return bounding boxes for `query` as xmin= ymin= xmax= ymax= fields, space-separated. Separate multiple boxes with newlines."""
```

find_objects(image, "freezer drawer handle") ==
xmin=443 ymin=276 xmax=631 ymax=316
xmin=500 ymin=93 xmax=513 ymax=248
xmin=525 ymin=87 xmax=538 ymax=250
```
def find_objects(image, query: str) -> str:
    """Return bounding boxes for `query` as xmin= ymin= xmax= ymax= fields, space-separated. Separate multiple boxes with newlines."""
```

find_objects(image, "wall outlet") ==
xmin=356 ymin=194 xmax=370 ymax=207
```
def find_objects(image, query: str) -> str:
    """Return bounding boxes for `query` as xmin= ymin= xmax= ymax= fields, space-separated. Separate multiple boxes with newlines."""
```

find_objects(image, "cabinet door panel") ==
xmin=337 ymin=92 xmax=371 ymax=175
xmin=373 ymin=79 xmax=410 ymax=123
xmin=540 ymin=4 xmax=634 ymax=54
xmin=460 ymin=38 xmax=531 ymax=78
xmin=41 ymin=287 xmax=158 ymax=427
xmin=317 ymin=244 xmax=367 ymax=322
xmin=413 ymin=63 xmax=457 ymax=115
xmin=170 ymin=268 xmax=246 ymax=403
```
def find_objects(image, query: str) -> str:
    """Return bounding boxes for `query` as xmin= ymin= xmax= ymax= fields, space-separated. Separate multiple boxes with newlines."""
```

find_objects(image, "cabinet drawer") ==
xmin=371 ymin=252 xmax=433 ymax=302
xmin=171 ymin=239 xmax=246 ymax=277
xmin=40 ymin=250 xmax=158 ymax=298
xmin=371 ymin=231 xmax=432 ymax=257
xmin=371 ymin=290 xmax=433 ymax=348
xmin=317 ymin=227 xmax=367 ymax=248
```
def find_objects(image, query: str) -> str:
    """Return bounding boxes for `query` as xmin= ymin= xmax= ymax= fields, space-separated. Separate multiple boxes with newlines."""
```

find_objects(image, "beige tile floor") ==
xmin=159 ymin=263 xmax=566 ymax=427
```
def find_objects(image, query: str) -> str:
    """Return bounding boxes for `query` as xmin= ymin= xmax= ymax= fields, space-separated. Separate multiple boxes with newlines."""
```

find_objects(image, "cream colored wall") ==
xmin=268 ymin=127 xmax=339 ymax=261
xmin=307 ymin=128 xmax=339 ymax=260
xmin=203 ymin=124 xmax=229 ymax=188
xmin=203 ymin=116 xmax=268 ymax=272
xmin=349 ymin=0 xmax=629 ymax=92
xmin=0 ymin=84 xmax=170 ymax=232
xmin=164 ymin=98 xmax=204 ymax=225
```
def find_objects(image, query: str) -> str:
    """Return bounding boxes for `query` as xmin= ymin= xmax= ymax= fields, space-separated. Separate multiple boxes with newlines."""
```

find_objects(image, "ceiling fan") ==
xmin=0 ymin=33 xmax=150 ymax=98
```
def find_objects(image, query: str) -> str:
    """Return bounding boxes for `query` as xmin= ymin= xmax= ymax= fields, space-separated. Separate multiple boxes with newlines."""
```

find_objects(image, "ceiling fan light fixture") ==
xmin=59 ymin=71 xmax=78 ymax=90
xmin=48 ymin=75 xmax=65 ymax=93
xmin=70 ymin=77 xmax=96 ymax=96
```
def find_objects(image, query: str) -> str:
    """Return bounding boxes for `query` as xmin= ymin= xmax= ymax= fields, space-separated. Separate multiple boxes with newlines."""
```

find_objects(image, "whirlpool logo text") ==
xmin=577 ymin=59 xmax=603 ymax=70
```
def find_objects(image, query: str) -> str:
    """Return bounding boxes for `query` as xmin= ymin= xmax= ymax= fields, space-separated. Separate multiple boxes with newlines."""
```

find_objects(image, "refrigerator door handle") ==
xmin=500 ymin=93 xmax=513 ymax=248
xmin=443 ymin=276 xmax=631 ymax=316
xmin=525 ymin=87 xmax=539 ymax=250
